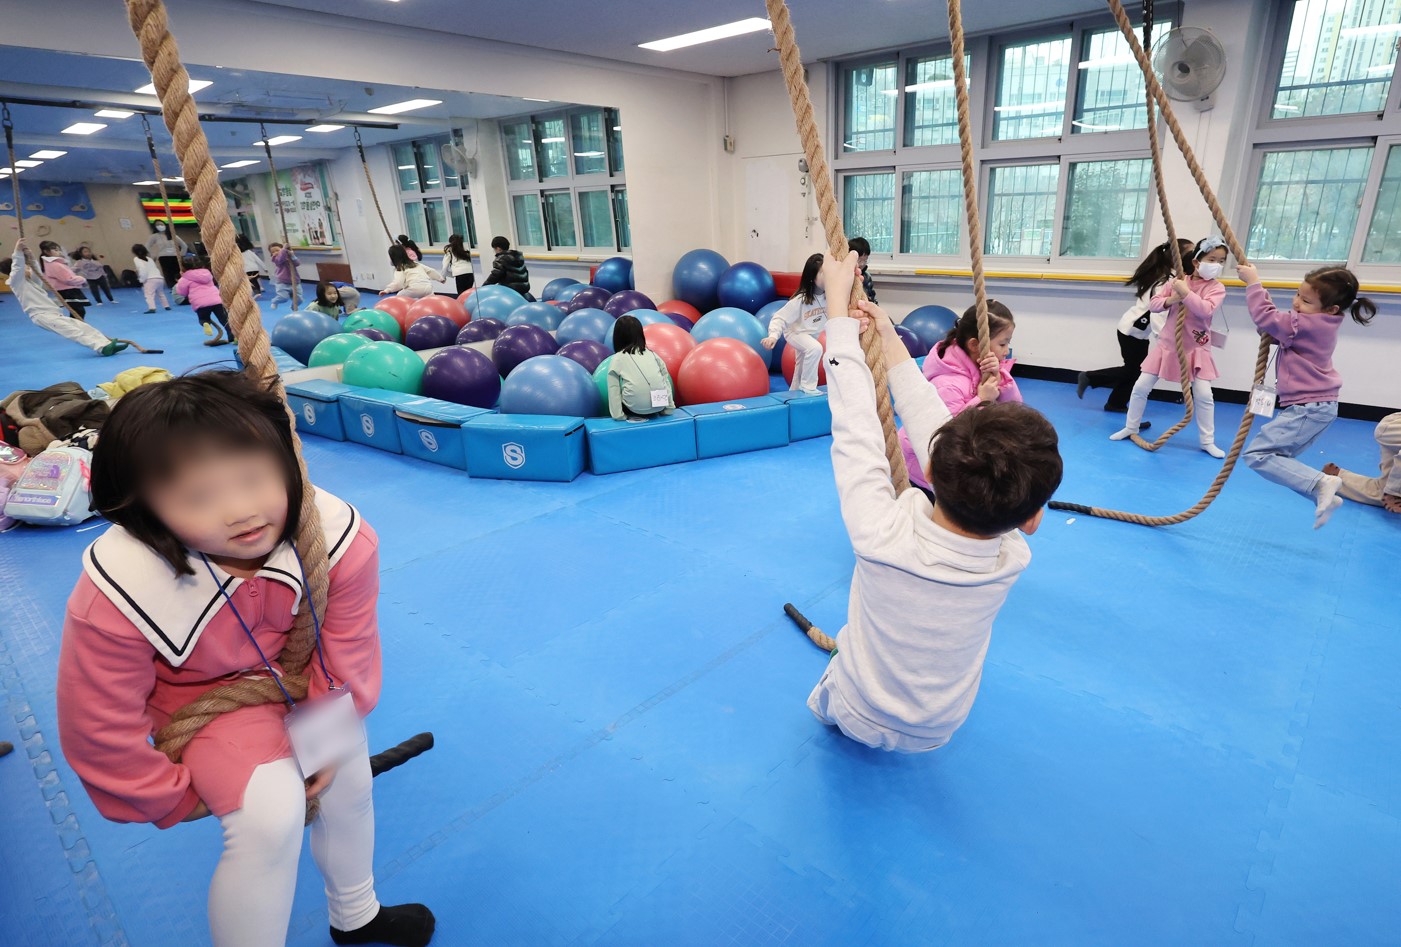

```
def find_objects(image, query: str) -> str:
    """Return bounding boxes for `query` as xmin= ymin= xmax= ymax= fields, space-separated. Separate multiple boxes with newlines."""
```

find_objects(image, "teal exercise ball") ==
xmin=342 ymin=341 xmax=425 ymax=394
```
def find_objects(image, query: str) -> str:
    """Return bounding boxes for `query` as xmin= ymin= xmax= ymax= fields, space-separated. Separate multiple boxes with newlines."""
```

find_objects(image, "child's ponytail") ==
xmin=1350 ymin=296 xmax=1378 ymax=325
xmin=1304 ymin=266 xmax=1376 ymax=326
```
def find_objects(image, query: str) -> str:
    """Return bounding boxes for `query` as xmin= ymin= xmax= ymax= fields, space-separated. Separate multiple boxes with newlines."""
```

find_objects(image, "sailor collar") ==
xmin=82 ymin=488 xmax=359 ymax=667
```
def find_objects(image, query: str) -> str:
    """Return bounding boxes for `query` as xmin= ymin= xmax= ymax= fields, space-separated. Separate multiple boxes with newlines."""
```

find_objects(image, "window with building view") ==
xmin=395 ymin=136 xmax=476 ymax=248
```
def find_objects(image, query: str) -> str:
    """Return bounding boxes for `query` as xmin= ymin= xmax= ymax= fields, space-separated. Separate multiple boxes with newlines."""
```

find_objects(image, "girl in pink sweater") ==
xmin=1111 ymin=236 xmax=1229 ymax=457
xmin=1235 ymin=262 xmax=1376 ymax=528
xmin=174 ymin=254 xmax=233 ymax=344
xmin=898 ymin=301 xmax=1021 ymax=490
xmin=39 ymin=239 xmax=91 ymax=319
xmin=56 ymin=372 xmax=435 ymax=947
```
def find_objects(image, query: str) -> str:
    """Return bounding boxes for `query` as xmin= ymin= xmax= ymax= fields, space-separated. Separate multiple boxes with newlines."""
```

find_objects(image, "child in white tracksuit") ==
xmin=763 ymin=252 xmax=828 ymax=393
xmin=3 ymin=240 xmax=127 ymax=356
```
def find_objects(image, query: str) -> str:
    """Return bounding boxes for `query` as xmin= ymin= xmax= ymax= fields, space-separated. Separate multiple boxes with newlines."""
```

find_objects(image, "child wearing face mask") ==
xmin=1235 ymin=262 xmax=1376 ymax=528
xmin=1111 ymin=236 xmax=1229 ymax=458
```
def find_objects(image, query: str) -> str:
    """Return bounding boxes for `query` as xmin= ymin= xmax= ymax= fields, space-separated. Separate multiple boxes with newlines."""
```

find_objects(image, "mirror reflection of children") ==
xmin=308 ymin=282 xmax=344 ymax=319
xmin=380 ymin=245 xmax=445 ymax=299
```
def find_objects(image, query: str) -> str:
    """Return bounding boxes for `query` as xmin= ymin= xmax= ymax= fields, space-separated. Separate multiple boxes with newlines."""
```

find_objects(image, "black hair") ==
xmin=388 ymin=244 xmax=413 ymax=270
xmin=927 ymin=402 xmax=1063 ymax=536
xmin=70 ymin=245 xmax=96 ymax=260
xmin=1305 ymin=266 xmax=1377 ymax=325
xmin=236 ymin=234 xmax=253 ymax=253
xmin=447 ymin=234 xmax=469 ymax=260
xmin=0 ymin=258 xmax=11 ymax=277
xmin=491 ymin=235 xmax=510 ymax=252
xmin=793 ymin=253 xmax=824 ymax=304
xmin=612 ymin=314 xmax=647 ymax=355
xmin=1186 ymin=237 xmax=1229 ymax=275
xmin=315 ymin=281 xmax=340 ymax=307
xmin=1126 ymin=238 xmax=1196 ymax=297
xmin=396 ymin=234 xmax=421 ymax=255
xmin=848 ymin=237 xmax=871 ymax=257
xmin=39 ymin=240 xmax=61 ymax=256
xmin=936 ymin=301 xmax=1016 ymax=358
xmin=131 ymin=244 xmax=150 ymax=261
xmin=90 ymin=371 xmax=305 ymax=577
xmin=180 ymin=254 xmax=208 ymax=272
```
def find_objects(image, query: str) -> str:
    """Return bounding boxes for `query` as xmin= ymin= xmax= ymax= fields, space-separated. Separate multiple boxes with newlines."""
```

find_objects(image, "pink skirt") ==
xmin=1141 ymin=340 xmax=1218 ymax=383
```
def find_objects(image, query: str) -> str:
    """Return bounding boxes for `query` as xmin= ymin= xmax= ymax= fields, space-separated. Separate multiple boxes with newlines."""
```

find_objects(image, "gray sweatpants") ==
xmin=1336 ymin=412 xmax=1401 ymax=505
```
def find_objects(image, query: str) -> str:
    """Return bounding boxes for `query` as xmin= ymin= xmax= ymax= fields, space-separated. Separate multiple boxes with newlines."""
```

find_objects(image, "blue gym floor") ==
xmin=1 ymin=286 xmax=1398 ymax=946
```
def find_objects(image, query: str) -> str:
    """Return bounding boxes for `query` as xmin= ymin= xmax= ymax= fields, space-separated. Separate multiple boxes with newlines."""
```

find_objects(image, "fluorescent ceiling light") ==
xmin=366 ymin=98 xmax=442 ymax=115
xmin=252 ymin=135 xmax=302 ymax=147
xmin=132 ymin=180 xmax=159 ymax=185
xmin=639 ymin=16 xmax=770 ymax=52
xmin=62 ymin=122 xmax=107 ymax=135
xmin=162 ymin=176 xmax=184 ymax=182
xmin=612 ymin=126 xmax=621 ymax=131
xmin=523 ymin=98 xmax=551 ymax=103
xmin=540 ymin=137 xmax=566 ymax=143
xmin=574 ymin=151 xmax=605 ymax=158
xmin=993 ymin=101 xmax=1062 ymax=113
xmin=1367 ymin=62 xmax=1397 ymax=74
xmin=305 ymin=124 xmax=345 ymax=132
xmin=94 ymin=109 xmax=134 ymax=119
xmin=1071 ymin=120 xmax=1122 ymax=131
xmin=221 ymin=160 xmax=259 ymax=168
xmin=30 ymin=150 xmax=67 ymax=159
xmin=1340 ymin=23 xmax=1401 ymax=38
xmin=1078 ymin=54 xmax=1135 ymax=70
xmin=397 ymin=164 xmax=416 ymax=170
xmin=15 ymin=160 xmax=42 ymax=168
xmin=1275 ymin=104 xmax=1301 ymax=112
xmin=135 ymin=78 xmax=212 ymax=95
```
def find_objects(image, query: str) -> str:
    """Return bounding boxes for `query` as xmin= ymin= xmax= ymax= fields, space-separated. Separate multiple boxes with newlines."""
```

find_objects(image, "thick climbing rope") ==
xmin=259 ymin=121 xmax=300 ymax=308
xmin=139 ymin=113 xmax=179 ymax=242
xmin=126 ymin=0 xmax=329 ymax=760
xmin=765 ymin=0 xmax=911 ymax=494
xmin=1047 ymin=0 xmax=1272 ymax=526
xmin=354 ymin=126 xmax=396 ymax=246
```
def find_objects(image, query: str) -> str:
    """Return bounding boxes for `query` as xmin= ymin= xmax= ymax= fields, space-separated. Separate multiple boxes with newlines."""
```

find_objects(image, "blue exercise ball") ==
xmin=593 ymin=257 xmax=634 ymax=294
xmin=755 ymin=299 xmax=788 ymax=369
xmin=456 ymin=318 xmax=505 ymax=344
xmin=270 ymin=311 xmax=343 ymax=365
xmin=672 ymin=248 xmax=730 ymax=312
xmin=505 ymin=301 xmax=565 ymax=331
xmin=555 ymin=282 xmax=597 ymax=304
xmin=555 ymin=308 xmax=616 ymax=349
xmin=901 ymin=305 xmax=959 ymax=352
xmin=625 ymin=309 xmax=670 ymax=328
xmin=893 ymin=324 xmax=928 ymax=358
xmin=716 ymin=261 xmax=776 ymax=314
xmin=466 ymin=286 xmax=526 ymax=321
xmin=690 ymin=307 xmax=767 ymax=362
xmin=542 ymin=277 xmax=580 ymax=302
xmin=499 ymin=355 xmax=599 ymax=417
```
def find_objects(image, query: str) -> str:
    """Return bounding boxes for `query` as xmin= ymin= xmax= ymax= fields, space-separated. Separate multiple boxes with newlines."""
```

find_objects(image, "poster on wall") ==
xmin=270 ymin=163 xmax=339 ymax=249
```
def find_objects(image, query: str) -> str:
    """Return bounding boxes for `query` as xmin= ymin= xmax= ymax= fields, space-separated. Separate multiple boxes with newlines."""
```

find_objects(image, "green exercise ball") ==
xmin=308 ymin=332 xmax=372 ymax=368
xmin=342 ymin=341 xmax=425 ymax=394
xmin=344 ymin=308 xmax=402 ymax=342
xmin=591 ymin=355 xmax=614 ymax=408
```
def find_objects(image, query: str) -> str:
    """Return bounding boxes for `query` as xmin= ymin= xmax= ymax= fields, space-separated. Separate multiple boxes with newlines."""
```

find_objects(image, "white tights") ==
xmin=1124 ymin=372 xmax=1217 ymax=445
xmin=209 ymin=748 xmax=379 ymax=947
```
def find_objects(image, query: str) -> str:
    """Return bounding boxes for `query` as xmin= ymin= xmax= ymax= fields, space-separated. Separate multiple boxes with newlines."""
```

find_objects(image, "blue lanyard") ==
xmin=201 ymin=547 xmax=337 ymax=709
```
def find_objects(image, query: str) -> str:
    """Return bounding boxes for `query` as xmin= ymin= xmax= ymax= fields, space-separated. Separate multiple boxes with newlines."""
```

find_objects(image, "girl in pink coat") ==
xmin=174 ymin=255 xmax=233 ymax=344
xmin=39 ymin=239 xmax=91 ymax=319
xmin=1111 ymin=236 xmax=1229 ymax=457
xmin=56 ymin=372 xmax=435 ymax=947
xmin=898 ymin=301 xmax=1021 ymax=490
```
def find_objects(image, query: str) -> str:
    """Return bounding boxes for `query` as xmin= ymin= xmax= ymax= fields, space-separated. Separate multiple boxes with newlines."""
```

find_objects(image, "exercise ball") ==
xmin=466 ymin=286 xmax=526 ymax=321
xmin=755 ymin=299 xmax=788 ymax=369
xmin=374 ymin=296 xmax=412 ymax=320
xmin=603 ymin=289 xmax=655 ymax=318
xmin=557 ymin=339 xmax=611 ymax=375
xmin=555 ymin=308 xmax=616 ymax=349
xmin=491 ymin=323 xmax=559 ymax=377
xmin=624 ymin=309 xmax=670 ymax=330
xmin=642 ymin=322 xmax=695 ymax=381
xmin=781 ymin=331 xmax=827 ymax=387
xmin=555 ymin=282 xmax=596 ymax=304
xmin=716 ymin=261 xmax=776 ymax=313
xmin=499 ymin=355 xmax=599 ymax=417
xmin=675 ymin=337 xmax=769 ymax=406
xmin=270 ymin=311 xmax=343 ymax=365
xmin=404 ymin=314 xmax=459 ymax=351
xmin=900 ymin=305 xmax=958 ymax=352
xmin=593 ymin=256 xmax=634 ymax=294
xmin=672 ymin=249 xmax=730 ymax=312
xmin=666 ymin=313 xmax=695 ymax=331
xmin=344 ymin=309 xmax=401 ymax=342
xmin=542 ymin=277 xmax=580 ymax=301
xmin=591 ymin=355 xmax=614 ymax=407
xmin=308 ymin=332 xmax=371 ymax=368
xmin=893 ymin=324 xmax=928 ymax=358
xmin=690 ymin=307 xmax=767 ymax=362
xmin=422 ymin=346 xmax=500 ymax=408
xmin=457 ymin=318 xmax=505 ymax=344
xmin=505 ymin=301 xmax=565 ymax=331
xmin=408 ymin=294 xmax=469 ymax=328
xmin=342 ymin=341 xmax=425 ymax=394
xmin=657 ymin=299 xmax=702 ymax=324
xmin=561 ymin=285 xmax=611 ymax=313
xmin=457 ymin=287 xmax=476 ymax=306
xmin=353 ymin=328 xmax=393 ymax=343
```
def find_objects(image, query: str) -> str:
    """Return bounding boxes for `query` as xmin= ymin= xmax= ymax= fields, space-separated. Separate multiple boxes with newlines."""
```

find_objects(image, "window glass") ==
xmin=1074 ymin=20 xmax=1173 ymax=132
xmin=579 ymin=190 xmax=614 ymax=247
xmin=900 ymin=169 xmax=962 ymax=254
xmin=402 ymin=202 xmax=427 ymax=246
xmin=985 ymin=163 xmax=1061 ymax=255
xmin=1363 ymin=145 xmax=1401 ymax=261
xmin=423 ymin=198 xmax=448 ymax=246
xmin=571 ymin=111 xmax=608 ymax=176
xmin=842 ymin=172 xmax=896 ymax=252
xmin=513 ymin=193 xmax=545 ymax=247
xmin=543 ymin=190 xmax=577 ymax=247
xmin=534 ymin=117 xmax=569 ymax=179
xmin=1061 ymin=158 xmax=1152 ymax=257
xmin=1247 ymin=146 xmax=1373 ymax=260
xmin=842 ymin=60 xmax=899 ymax=152
xmin=904 ymin=53 xmax=967 ymax=147
xmin=607 ymin=108 xmax=625 ymax=174
xmin=994 ymin=37 xmax=1072 ymax=140
xmin=394 ymin=143 xmax=420 ymax=191
xmin=612 ymin=187 xmax=631 ymax=248
xmin=504 ymin=122 xmax=536 ymax=181
xmin=1272 ymin=0 xmax=1401 ymax=119
xmin=415 ymin=141 xmax=442 ymax=189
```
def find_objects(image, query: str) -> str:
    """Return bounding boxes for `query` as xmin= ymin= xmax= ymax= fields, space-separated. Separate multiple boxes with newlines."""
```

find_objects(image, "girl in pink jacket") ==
xmin=56 ymin=372 xmax=435 ymax=947
xmin=174 ymin=255 xmax=233 ymax=344
xmin=1111 ymin=236 xmax=1229 ymax=457
xmin=898 ymin=301 xmax=1021 ymax=490
xmin=39 ymin=239 xmax=91 ymax=319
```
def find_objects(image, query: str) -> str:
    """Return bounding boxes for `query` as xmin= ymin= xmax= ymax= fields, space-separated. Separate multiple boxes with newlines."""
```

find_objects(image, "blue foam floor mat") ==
xmin=2 ymin=288 xmax=1399 ymax=945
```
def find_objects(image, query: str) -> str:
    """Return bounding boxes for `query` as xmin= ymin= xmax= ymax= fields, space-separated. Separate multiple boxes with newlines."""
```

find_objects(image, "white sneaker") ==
xmin=1109 ymin=427 xmax=1137 ymax=441
xmin=1313 ymin=474 xmax=1343 ymax=529
xmin=1201 ymin=443 xmax=1225 ymax=459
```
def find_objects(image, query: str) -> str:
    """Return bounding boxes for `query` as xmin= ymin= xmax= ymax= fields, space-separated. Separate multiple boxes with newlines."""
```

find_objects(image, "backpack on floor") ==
xmin=120 ymin=268 xmax=140 ymax=288
xmin=2 ymin=446 xmax=96 ymax=526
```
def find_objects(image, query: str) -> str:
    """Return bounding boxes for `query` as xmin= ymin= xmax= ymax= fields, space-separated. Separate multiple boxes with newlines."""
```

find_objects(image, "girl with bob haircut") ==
xmin=56 ymin=371 xmax=435 ymax=947
xmin=607 ymin=314 xmax=675 ymax=421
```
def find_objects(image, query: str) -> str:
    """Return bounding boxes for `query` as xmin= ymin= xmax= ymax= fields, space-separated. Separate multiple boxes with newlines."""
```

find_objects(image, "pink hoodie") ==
xmin=173 ymin=268 xmax=224 ymax=310
xmin=41 ymin=256 xmax=86 ymax=291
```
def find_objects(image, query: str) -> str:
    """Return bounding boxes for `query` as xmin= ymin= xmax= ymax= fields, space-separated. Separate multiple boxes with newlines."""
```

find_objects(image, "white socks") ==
xmin=1109 ymin=426 xmax=1138 ymax=441
xmin=1313 ymin=474 xmax=1343 ymax=529
xmin=1201 ymin=442 xmax=1225 ymax=459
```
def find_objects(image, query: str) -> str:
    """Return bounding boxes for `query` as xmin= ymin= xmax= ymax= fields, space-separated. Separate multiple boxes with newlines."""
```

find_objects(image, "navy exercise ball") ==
xmin=716 ymin=261 xmax=776 ymax=314
xmin=672 ymin=248 xmax=729 ymax=312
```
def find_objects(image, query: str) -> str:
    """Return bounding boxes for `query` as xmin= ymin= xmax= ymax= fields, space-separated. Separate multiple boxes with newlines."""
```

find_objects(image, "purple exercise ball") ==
xmin=491 ymin=323 xmax=559 ymax=377
xmin=557 ymin=339 xmax=612 ymax=375
xmin=603 ymin=289 xmax=656 ymax=318
xmin=563 ymin=286 xmax=611 ymax=313
xmin=555 ymin=283 xmax=596 ymax=304
xmin=353 ymin=328 xmax=393 ymax=342
xmin=422 ymin=346 xmax=501 ymax=408
xmin=666 ymin=313 xmax=695 ymax=331
xmin=403 ymin=314 xmax=459 ymax=351
xmin=456 ymin=318 xmax=505 ymax=344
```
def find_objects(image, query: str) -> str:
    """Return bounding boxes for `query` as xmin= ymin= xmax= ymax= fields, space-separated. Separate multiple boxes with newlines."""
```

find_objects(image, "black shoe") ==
xmin=1076 ymin=371 xmax=1089 ymax=399
xmin=1140 ymin=421 xmax=1151 ymax=431
xmin=330 ymin=904 xmax=435 ymax=947
xmin=0 ymin=741 xmax=13 ymax=758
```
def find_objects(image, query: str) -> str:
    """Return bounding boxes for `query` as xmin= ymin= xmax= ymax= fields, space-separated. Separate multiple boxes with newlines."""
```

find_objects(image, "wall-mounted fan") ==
xmin=441 ymin=127 xmax=477 ymax=178
xmin=1153 ymin=27 xmax=1227 ymax=112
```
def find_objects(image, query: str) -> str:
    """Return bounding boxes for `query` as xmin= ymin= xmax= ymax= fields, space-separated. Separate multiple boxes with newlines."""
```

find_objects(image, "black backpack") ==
xmin=120 ymin=268 xmax=140 ymax=288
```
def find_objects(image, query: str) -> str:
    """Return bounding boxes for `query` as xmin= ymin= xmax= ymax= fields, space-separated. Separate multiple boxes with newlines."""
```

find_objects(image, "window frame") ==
xmin=392 ymin=132 xmax=476 ymax=253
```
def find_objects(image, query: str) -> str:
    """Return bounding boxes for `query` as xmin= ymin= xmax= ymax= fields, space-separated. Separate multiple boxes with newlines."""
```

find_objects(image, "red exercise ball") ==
xmin=374 ymin=296 xmax=412 ymax=320
xmin=781 ymin=331 xmax=827 ymax=386
xmin=408 ymin=294 xmax=470 ymax=328
xmin=457 ymin=288 xmax=476 ymax=306
xmin=657 ymin=299 xmax=701 ymax=324
xmin=675 ymin=337 xmax=770 ymax=406
xmin=643 ymin=322 xmax=696 ymax=381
